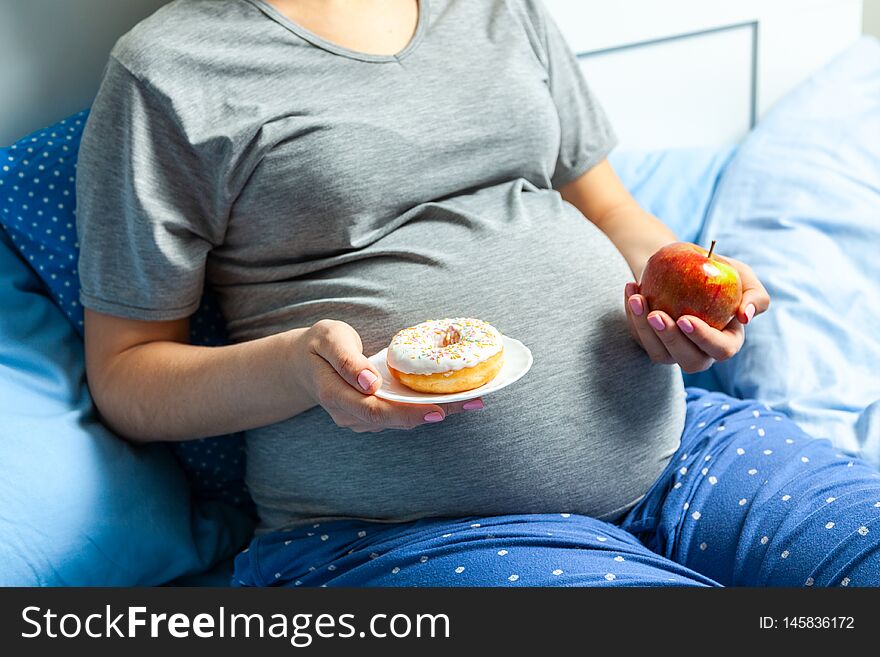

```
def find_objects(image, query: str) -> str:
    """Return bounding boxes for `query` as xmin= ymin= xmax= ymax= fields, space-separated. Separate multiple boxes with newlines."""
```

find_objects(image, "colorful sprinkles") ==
xmin=387 ymin=318 xmax=503 ymax=374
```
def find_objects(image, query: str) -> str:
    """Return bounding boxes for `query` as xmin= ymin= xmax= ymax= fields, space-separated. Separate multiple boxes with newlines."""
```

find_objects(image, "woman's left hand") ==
xmin=624 ymin=256 xmax=770 ymax=373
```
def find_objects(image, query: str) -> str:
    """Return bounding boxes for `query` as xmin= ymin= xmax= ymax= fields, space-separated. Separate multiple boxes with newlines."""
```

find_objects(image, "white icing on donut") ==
xmin=387 ymin=318 xmax=503 ymax=374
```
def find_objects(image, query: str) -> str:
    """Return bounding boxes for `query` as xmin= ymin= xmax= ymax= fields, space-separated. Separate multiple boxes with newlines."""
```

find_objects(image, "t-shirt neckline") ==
xmin=246 ymin=0 xmax=430 ymax=64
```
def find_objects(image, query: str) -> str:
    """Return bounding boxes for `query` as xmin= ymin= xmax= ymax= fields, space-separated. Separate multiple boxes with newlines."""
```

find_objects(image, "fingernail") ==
xmin=463 ymin=399 xmax=484 ymax=411
xmin=424 ymin=411 xmax=444 ymax=423
xmin=357 ymin=369 xmax=378 ymax=391
xmin=628 ymin=296 xmax=644 ymax=316
xmin=648 ymin=314 xmax=665 ymax=331
xmin=677 ymin=318 xmax=694 ymax=334
xmin=625 ymin=282 xmax=636 ymax=297
xmin=745 ymin=303 xmax=756 ymax=323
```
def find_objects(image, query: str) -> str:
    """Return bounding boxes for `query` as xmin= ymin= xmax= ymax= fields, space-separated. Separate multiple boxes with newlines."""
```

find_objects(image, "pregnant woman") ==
xmin=77 ymin=0 xmax=880 ymax=586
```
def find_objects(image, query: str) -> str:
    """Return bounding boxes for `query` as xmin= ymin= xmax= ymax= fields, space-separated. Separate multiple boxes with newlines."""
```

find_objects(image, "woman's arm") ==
xmin=558 ymin=160 xmax=770 ymax=373
xmin=84 ymin=311 xmax=469 ymax=443
xmin=85 ymin=310 xmax=309 ymax=441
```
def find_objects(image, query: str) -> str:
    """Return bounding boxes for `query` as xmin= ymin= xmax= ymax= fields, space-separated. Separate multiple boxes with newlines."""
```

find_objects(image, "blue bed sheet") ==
xmin=610 ymin=146 xmax=736 ymax=244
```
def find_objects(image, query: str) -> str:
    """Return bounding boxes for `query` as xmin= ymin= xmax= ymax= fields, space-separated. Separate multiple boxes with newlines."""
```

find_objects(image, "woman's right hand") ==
xmin=294 ymin=319 xmax=484 ymax=433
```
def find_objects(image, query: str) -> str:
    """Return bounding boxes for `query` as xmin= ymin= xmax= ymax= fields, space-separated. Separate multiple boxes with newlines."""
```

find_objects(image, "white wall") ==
xmin=865 ymin=0 xmax=880 ymax=36
xmin=0 ymin=0 xmax=168 ymax=146
xmin=549 ymin=0 xmax=863 ymax=149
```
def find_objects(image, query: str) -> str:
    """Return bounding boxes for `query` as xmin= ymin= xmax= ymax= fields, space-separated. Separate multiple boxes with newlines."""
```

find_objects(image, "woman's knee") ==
xmin=625 ymin=389 xmax=880 ymax=586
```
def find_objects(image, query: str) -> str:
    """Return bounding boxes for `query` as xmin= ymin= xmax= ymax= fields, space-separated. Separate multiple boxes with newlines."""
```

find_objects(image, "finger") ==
xmin=676 ymin=314 xmax=745 ymax=361
xmin=357 ymin=396 xmax=488 ymax=427
xmin=310 ymin=319 xmax=382 ymax=394
xmin=351 ymin=393 xmax=488 ymax=428
xmin=623 ymin=283 xmax=641 ymax=342
xmin=625 ymin=293 xmax=674 ymax=365
xmin=737 ymin=282 xmax=771 ymax=325
xmin=724 ymin=258 xmax=771 ymax=325
xmin=344 ymin=398 xmax=485 ymax=432
xmin=358 ymin=395 xmax=450 ymax=429
xmin=332 ymin=384 xmax=446 ymax=429
xmin=645 ymin=311 xmax=714 ymax=373
xmin=312 ymin=346 xmax=488 ymax=430
xmin=441 ymin=398 xmax=486 ymax=415
xmin=312 ymin=358 xmax=441 ymax=428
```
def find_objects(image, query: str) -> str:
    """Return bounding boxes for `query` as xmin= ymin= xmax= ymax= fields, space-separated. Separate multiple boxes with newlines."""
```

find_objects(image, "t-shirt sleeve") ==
xmin=522 ymin=0 xmax=618 ymax=188
xmin=76 ymin=55 xmax=227 ymax=321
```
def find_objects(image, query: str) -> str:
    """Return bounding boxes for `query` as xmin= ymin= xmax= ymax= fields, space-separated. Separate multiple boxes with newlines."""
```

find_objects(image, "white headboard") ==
xmin=546 ymin=0 xmax=864 ymax=149
xmin=0 ymin=0 xmax=865 ymax=149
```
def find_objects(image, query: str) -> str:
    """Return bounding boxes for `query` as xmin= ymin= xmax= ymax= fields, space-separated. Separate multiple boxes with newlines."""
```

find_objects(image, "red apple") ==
xmin=639 ymin=241 xmax=743 ymax=330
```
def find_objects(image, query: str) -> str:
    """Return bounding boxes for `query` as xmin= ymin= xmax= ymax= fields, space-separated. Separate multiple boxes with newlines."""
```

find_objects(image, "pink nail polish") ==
xmin=648 ymin=314 xmax=665 ymax=331
xmin=628 ymin=296 xmax=644 ymax=316
xmin=424 ymin=411 xmax=444 ymax=423
xmin=677 ymin=318 xmax=694 ymax=334
xmin=463 ymin=399 xmax=484 ymax=411
xmin=745 ymin=304 xmax=756 ymax=323
xmin=357 ymin=369 xmax=378 ymax=391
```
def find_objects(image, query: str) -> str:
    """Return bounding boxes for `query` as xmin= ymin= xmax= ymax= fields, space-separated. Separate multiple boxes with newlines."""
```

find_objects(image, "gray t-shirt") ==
xmin=77 ymin=0 xmax=686 ymax=531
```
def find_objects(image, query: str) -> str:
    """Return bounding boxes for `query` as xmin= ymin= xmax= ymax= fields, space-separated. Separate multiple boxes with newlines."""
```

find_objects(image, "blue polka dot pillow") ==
xmin=0 ymin=110 xmax=252 ymax=512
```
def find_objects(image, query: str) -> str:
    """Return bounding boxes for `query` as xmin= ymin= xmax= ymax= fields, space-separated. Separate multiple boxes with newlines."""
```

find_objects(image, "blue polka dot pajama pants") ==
xmin=232 ymin=388 xmax=880 ymax=587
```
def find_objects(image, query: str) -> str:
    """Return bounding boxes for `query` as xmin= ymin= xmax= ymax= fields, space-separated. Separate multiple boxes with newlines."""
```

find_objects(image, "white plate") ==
xmin=367 ymin=336 xmax=533 ymax=405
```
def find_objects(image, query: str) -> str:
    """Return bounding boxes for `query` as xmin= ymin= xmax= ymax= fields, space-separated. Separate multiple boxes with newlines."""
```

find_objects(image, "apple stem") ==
xmin=707 ymin=239 xmax=716 ymax=260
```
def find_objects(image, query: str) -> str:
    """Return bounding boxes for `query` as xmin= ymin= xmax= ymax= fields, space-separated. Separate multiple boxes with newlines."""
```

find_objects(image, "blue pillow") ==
xmin=610 ymin=146 xmax=736 ymax=244
xmin=0 ymin=113 xmax=252 ymax=510
xmin=695 ymin=37 xmax=880 ymax=465
xmin=0 ymin=226 xmax=253 ymax=585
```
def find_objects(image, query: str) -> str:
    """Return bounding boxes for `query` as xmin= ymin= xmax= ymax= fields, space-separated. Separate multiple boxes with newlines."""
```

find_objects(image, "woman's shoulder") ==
xmin=493 ymin=0 xmax=552 ymax=66
xmin=110 ymin=0 xmax=255 ymax=88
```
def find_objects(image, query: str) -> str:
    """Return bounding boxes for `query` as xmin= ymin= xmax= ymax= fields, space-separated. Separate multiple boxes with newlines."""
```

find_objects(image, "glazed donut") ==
xmin=386 ymin=318 xmax=504 ymax=394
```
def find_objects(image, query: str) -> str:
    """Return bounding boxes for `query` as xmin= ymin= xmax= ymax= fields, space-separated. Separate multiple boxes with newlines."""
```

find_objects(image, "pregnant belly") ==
xmin=241 ymin=182 xmax=687 ymax=531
